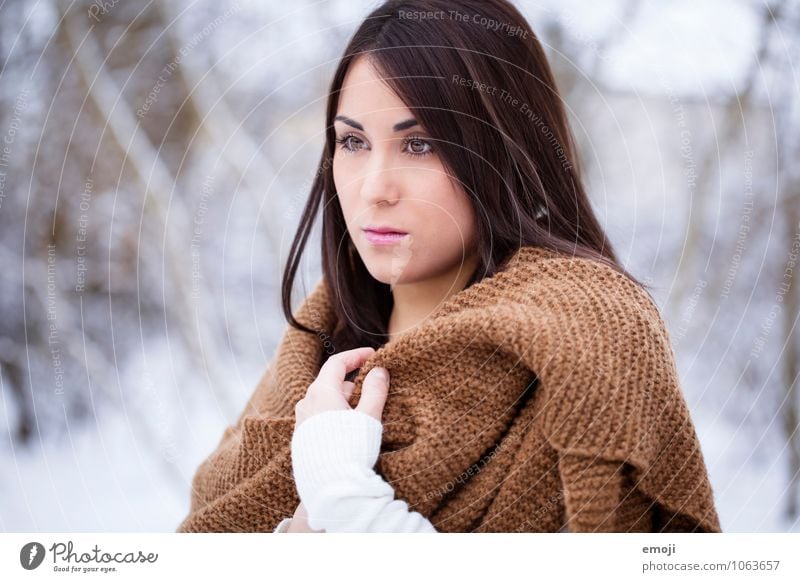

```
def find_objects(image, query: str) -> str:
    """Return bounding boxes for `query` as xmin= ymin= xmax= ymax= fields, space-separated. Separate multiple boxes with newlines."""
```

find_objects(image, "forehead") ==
xmin=337 ymin=57 xmax=412 ymax=124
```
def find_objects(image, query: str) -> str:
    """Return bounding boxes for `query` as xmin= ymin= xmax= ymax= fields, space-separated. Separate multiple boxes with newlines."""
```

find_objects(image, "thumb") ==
xmin=355 ymin=367 xmax=389 ymax=421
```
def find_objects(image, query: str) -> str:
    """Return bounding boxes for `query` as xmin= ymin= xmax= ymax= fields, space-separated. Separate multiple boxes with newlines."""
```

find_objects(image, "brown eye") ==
xmin=335 ymin=134 xmax=366 ymax=153
xmin=404 ymin=136 xmax=433 ymax=157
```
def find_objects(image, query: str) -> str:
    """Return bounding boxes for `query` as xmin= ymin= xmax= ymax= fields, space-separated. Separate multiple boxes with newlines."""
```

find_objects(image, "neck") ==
xmin=387 ymin=253 xmax=480 ymax=342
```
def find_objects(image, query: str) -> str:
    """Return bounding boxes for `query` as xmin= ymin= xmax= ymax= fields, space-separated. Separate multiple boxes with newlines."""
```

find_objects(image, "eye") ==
xmin=403 ymin=135 xmax=433 ymax=158
xmin=334 ymin=133 xmax=366 ymax=154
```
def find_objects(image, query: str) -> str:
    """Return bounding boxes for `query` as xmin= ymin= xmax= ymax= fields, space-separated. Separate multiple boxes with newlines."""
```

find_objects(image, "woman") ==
xmin=177 ymin=0 xmax=722 ymax=533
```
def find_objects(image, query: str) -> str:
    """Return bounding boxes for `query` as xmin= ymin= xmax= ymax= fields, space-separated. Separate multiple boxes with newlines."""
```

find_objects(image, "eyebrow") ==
xmin=334 ymin=115 xmax=419 ymax=132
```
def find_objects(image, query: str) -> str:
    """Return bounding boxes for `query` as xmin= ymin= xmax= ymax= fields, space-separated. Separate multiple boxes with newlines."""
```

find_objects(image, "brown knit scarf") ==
xmin=177 ymin=245 xmax=722 ymax=533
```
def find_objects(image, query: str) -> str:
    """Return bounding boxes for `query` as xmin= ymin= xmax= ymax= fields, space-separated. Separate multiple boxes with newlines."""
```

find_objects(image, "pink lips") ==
xmin=362 ymin=226 xmax=409 ymax=246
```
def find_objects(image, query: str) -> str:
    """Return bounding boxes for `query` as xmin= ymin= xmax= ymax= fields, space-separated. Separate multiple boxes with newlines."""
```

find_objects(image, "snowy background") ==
xmin=0 ymin=0 xmax=798 ymax=532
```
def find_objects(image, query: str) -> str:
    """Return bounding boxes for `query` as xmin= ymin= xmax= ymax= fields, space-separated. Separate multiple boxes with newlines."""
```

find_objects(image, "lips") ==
xmin=362 ymin=225 xmax=408 ymax=235
xmin=362 ymin=225 xmax=409 ymax=246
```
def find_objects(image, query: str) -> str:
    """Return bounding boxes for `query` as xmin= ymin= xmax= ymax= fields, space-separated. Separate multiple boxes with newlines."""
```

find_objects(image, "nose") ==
xmin=359 ymin=150 xmax=402 ymax=207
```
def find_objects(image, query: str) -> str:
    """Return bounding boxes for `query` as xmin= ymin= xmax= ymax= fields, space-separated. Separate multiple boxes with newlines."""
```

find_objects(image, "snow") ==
xmin=1 ymin=0 xmax=797 ymax=534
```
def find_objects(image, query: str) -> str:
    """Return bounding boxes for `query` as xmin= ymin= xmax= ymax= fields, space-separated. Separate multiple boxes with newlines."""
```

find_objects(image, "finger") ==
xmin=341 ymin=380 xmax=355 ymax=400
xmin=314 ymin=347 xmax=375 ymax=389
xmin=355 ymin=367 xmax=390 ymax=421
xmin=294 ymin=398 xmax=308 ymax=424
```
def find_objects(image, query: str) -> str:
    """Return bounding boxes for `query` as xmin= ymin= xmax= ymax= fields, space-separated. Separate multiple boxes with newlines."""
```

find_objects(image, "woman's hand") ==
xmin=290 ymin=347 xmax=391 ymax=532
xmin=294 ymin=347 xmax=390 ymax=427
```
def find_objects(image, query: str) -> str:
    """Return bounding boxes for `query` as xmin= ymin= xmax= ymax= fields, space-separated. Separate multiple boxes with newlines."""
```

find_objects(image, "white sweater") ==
xmin=274 ymin=409 xmax=437 ymax=533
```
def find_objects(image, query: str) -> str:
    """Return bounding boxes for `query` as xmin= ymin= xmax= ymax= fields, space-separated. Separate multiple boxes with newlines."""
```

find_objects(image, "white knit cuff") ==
xmin=291 ymin=409 xmax=384 ymax=499
xmin=289 ymin=410 xmax=440 ymax=532
xmin=273 ymin=517 xmax=292 ymax=533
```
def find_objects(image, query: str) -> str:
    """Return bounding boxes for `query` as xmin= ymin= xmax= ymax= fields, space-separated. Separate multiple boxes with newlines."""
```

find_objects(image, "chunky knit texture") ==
xmin=177 ymin=245 xmax=722 ymax=533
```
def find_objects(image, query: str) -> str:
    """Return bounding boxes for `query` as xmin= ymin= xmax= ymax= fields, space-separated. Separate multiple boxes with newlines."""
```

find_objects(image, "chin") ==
xmin=361 ymin=262 xmax=414 ymax=286
xmin=356 ymin=256 xmax=414 ymax=286
xmin=353 ymin=242 xmax=415 ymax=284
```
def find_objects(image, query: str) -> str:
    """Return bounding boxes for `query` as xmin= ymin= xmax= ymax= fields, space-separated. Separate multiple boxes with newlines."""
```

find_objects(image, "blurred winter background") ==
xmin=0 ymin=0 xmax=798 ymax=532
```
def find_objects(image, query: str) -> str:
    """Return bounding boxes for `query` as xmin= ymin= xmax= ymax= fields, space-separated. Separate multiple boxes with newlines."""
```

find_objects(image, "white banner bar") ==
xmin=2 ymin=533 xmax=798 ymax=581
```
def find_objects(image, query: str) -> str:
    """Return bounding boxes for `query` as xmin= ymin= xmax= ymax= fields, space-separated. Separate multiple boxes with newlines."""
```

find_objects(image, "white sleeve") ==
xmin=290 ymin=409 xmax=438 ymax=533
xmin=273 ymin=517 xmax=293 ymax=532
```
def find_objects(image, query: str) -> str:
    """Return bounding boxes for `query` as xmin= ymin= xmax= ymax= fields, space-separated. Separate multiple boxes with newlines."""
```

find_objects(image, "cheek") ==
xmin=333 ymin=163 xmax=356 ymax=219
xmin=421 ymin=178 xmax=476 ymax=246
xmin=332 ymin=160 xmax=345 ymax=197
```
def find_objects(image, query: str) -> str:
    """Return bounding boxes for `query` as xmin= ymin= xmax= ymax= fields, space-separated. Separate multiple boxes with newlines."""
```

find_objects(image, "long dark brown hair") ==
xmin=281 ymin=0 xmax=650 ymax=360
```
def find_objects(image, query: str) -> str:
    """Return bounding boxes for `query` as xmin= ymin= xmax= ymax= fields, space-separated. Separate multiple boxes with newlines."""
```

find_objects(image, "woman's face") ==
xmin=333 ymin=56 xmax=479 ymax=287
